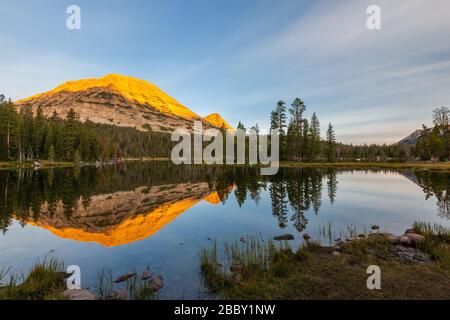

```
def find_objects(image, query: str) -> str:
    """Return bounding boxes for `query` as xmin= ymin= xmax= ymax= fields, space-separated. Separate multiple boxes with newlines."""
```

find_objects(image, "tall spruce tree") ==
xmin=326 ymin=123 xmax=336 ymax=162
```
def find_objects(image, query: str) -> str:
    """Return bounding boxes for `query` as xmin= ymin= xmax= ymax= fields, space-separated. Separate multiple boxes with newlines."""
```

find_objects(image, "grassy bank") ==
xmin=280 ymin=161 xmax=450 ymax=171
xmin=0 ymin=160 xmax=76 ymax=170
xmin=0 ymin=157 xmax=171 ymax=171
xmin=200 ymin=223 xmax=450 ymax=299
xmin=0 ymin=257 xmax=66 ymax=300
xmin=1 ymin=160 xmax=449 ymax=171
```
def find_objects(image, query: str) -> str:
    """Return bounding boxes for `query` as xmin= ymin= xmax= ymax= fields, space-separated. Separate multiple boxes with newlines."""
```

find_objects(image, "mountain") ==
xmin=398 ymin=129 xmax=423 ymax=145
xmin=398 ymin=125 xmax=450 ymax=145
xmin=15 ymin=74 xmax=228 ymax=132
xmin=204 ymin=113 xmax=234 ymax=130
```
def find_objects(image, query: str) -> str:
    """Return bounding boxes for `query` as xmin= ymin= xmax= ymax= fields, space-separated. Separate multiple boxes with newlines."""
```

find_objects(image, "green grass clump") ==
xmin=413 ymin=221 xmax=450 ymax=267
xmin=0 ymin=257 xmax=66 ymax=300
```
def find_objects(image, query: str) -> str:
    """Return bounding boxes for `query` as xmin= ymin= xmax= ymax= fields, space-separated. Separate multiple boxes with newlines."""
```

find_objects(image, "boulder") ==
xmin=109 ymin=289 xmax=128 ymax=300
xmin=398 ymin=235 xmax=412 ymax=246
xmin=62 ymin=289 xmax=98 ymax=300
xmin=148 ymin=275 xmax=164 ymax=292
xmin=405 ymin=233 xmax=424 ymax=246
xmin=371 ymin=225 xmax=380 ymax=231
xmin=404 ymin=228 xmax=414 ymax=235
xmin=273 ymin=234 xmax=295 ymax=241
xmin=380 ymin=232 xmax=399 ymax=243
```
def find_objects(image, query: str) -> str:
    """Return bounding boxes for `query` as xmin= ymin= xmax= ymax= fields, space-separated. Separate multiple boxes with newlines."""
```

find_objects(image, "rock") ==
xmin=405 ymin=233 xmax=424 ymax=246
xmin=371 ymin=225 xmax=380 ymax=231
xmin=109 ymin=289 xmax=128 ymax=300
xmin=380 ymin=232 xmax=399 ymax=243
xmin=62 ymin=289 xmax=98 ymax=300
xmin=240 ymin=237 xmax=247 ymax=243
xmin=302 ymin=234 xmax=311 ymax=241
xmin=141 ymin=271 xmax=152 ymax=281
xmin=273 ymin=234 xmax=295 ymax=241
xmin=393 ymin=245 xmax=432 ymax=264
xmin=358 ymin=234 xmax=367 ymax=238
xmin=398 ymin=235 xmax=412 ymax=246
xmin=332 ymin=251 xmax=341 ymax=257
xmin=148 ymin=275 xmax=164 ymax=292
xmin=114 ymin=273 xmax=136 ymax=283
xmin=404 ymin=228 xmax=414 ymax=235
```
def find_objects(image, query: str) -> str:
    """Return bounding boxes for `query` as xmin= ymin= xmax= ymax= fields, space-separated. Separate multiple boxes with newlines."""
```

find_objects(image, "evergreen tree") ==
xmin=309 ymin=113 xmax=321 ymax=160
xmin=326 ymin=123 xmax=336 ymax=162
xmin=48 ymin=144 xmax=55 ymax=163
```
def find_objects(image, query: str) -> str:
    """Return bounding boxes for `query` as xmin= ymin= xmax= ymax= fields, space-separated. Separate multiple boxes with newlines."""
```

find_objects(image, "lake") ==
xmin=0 ymin=161 xmax=449 ymax=299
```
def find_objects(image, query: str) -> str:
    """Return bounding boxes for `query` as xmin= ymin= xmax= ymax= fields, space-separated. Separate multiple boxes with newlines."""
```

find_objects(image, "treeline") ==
xmin=268 ymin=98 xmax=449 ymax=162
xmin=0 ymin=94 xmax=173 ymax=162
xmin=269 ymin=98 xmax=336 ymax=161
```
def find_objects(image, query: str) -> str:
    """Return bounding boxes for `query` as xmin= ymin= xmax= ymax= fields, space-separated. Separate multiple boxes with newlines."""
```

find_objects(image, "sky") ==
xmin=1 ymin=0 xmax=450 ymax=144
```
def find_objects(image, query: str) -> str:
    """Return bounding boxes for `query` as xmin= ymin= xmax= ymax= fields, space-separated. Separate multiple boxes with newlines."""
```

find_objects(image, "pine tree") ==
xmin=326 ymin=123 xmax=336 ymax=162
xmin=33 ymin=105 xmax=46 ymax=159
xmin=309 ymin=113 xmax=321 ymax=160
xmin=48 ymin=144 xmax=55 ymax=163
xmin=63 ymin=108 xmax=78 ymax=161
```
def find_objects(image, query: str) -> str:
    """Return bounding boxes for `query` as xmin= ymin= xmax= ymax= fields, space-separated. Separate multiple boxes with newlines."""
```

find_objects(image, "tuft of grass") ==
xmin=413 ymin=221 xmax=450 ymax=267
xmin=0 ymin=257 xmax=66 ymax=300
xmin=95 ymin=268 xmax=156 ymax=300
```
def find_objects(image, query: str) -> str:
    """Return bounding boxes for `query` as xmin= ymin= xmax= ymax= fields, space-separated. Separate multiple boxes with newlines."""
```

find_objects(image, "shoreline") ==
xmin=1 ymin=160 xmax=449 ymax=171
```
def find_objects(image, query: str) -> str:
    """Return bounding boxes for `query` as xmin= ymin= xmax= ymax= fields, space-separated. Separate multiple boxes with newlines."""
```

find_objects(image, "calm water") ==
xmin=0 ymin=161 xmax=449 ymax=298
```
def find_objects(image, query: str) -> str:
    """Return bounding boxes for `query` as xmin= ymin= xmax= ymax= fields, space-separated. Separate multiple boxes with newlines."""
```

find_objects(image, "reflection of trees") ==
xmin=327 ymin=169 xmax=338 ymax=205
xmin=269 ymin=179 xmax=289 ymax=228
xmin=412 ymin=171 xmax=450 ymax=219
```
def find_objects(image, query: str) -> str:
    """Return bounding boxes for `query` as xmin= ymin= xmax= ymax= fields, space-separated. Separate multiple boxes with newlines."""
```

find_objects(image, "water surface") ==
xmin=0 ymin=162 xmax=449 ymax=298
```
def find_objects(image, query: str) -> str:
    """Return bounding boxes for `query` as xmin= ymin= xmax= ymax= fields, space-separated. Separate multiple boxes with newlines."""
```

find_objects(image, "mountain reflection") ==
xmin=0 ymin=162 xmax=448 ymax=246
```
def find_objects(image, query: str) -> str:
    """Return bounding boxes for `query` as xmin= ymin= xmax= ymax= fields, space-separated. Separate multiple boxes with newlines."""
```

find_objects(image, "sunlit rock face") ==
xmin=15 ymin=74 xmax=218 ymax=132
xmin=22 ymin=183 xmax=233 ymax=247
xmin=203 ymin=113 xmax=234 ymax=130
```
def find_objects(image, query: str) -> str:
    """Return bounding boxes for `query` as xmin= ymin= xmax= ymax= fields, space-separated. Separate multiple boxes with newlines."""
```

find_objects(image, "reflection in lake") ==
xmin=0 ymin=161 xmax=449 ymax=298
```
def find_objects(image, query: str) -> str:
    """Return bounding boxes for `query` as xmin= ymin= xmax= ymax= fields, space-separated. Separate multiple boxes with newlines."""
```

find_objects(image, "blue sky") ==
xmin=1 ymin=0 xmax=450 ymax=144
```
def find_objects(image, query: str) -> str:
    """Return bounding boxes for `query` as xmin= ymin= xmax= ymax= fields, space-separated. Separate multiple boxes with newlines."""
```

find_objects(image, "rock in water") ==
xmin=240 ymin=237 xmax=247 ymax=243
xmin=62 ymin=289 xmax=98 ymax=300
xmin=371 ymin=225 xmax=380 ymax=231
xmin=273 ymin=234 xmax=295 ymax=241
xmin=141 ymin=271 xmax=152 ymax=281
xmin=109 ymin=289 xmax=128 ymax=300
xmin=114 ymin=273 xmax=136 ymax=283
xmin=149 ymin=276 xmax=164 ymax=292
